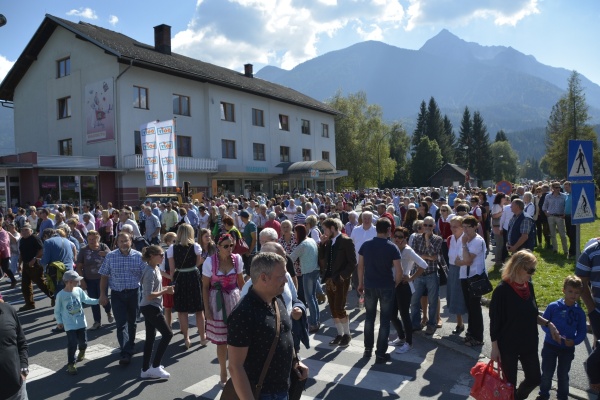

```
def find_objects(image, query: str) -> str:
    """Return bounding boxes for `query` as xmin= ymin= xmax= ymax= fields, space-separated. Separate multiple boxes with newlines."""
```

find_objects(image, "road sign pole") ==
xmin=576 ymin=224 xmax=581 ymax=261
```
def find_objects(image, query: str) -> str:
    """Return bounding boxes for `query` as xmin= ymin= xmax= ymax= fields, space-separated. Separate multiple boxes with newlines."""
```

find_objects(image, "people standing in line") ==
xmin=491 ymin=193 xmax=507 ymax=268
xmin=139 ymin=245 xmax=174 ymax=380
xmin=54 ymin=270 xmax=99 ymax=375
xmin=445 ymin=216 xmax=468 ymax=337
xmin=490 ymin=250 xmax=561 ymax=400
xmin=201 ymin=233 xmax=244 ymax=387
xmin=542 ymin=182 xmax=568 ymax=256
xmin=99 ymin=232 xmax=145 ymax=366
xmin=507 ymin=198 xmax=536 ymax=254
xmin=0 ymin=294 xmax=29 ymax=400
xmin=76 ymin=230 xmax=113 ymax=330
xmin=357 ymin=218 xmax=402 ymax=364
xmin=167 ymin=224 xmax=208 ymax=349
xmin=318 ymin=218 xmax=357 ymax=347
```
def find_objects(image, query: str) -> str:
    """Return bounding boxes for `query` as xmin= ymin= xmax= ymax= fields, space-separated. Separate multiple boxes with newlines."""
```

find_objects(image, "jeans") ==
xmin=460 ymin=278 xmax=484 ymax=342
xmin=392 ymin=283 xmax=413 ymax=345
xmin=259 ymin=392 xmax=288 ymax=400
xmin=364 ymin=287 xmax=395 ymax=357
xmin=539 ymin=342 xmax=575 ymax=400
xmin=410 ymin=273 xmax=439 ymax=329
xmin=10 ymin=254 xmax=19 ymax=274
xmin=500 ymin=347 xmax=541 ymax=400
xmin=302 ymin=270 xmax=321 ymax=326
xmin=66 ymin=328 xmax=87 ymax=364
xmin=111 ymin=288 xmax=139 ymax=357
xmin=140 ymin=305 xmax=174 ymax=371
xmin=85 ymin=278 xmax=111 ymax=323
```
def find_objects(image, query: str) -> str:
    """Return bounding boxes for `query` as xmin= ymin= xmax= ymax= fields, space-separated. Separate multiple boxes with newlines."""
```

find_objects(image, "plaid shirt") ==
xmin=507 ymin=213 xmax=534 ymax=245
xmin=98 ymin=248 xmax=145 ymax=291
xmin=411 ymin=233 xmax=444 ymax=275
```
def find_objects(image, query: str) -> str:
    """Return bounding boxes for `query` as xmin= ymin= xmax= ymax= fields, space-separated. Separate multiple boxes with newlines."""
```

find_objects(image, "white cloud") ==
xmin=66 ymin=7 xmax=98 ymax=20
xmin=405 ymin=0 xmax=540 ymax=30
xmin=171 ymin=0 xmax=406 ymax=71
xmin=108 ymin=15 xmax=119 ymax=26
xmin=0 ymin=54 xmax=14 ymax=83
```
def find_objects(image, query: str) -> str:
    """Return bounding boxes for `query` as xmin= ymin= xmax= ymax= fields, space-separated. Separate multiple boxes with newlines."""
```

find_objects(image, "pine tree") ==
xmin=412 ymin=100 xmax=428 ymax=153
xmin=495 ymin=130 xmax=508 ymax=142
xmin=471 ymin=111 xmax=492 ymax=183
xmin=443 ymin=114 xmax=456 ymax=163
xmin=411 ymin=137 xmax=443 ymax=186
xmin=456 ymin=107 xmax=473 ymax=170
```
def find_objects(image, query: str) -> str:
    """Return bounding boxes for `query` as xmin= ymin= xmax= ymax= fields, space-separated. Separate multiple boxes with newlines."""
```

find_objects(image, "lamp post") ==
xmin=377 ymin=130 xmax=392 ymax=188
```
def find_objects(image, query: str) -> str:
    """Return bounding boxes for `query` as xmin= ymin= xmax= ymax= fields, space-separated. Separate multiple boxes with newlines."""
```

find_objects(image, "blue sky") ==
xmin=1 ymin=0 xmax=599 ymax=86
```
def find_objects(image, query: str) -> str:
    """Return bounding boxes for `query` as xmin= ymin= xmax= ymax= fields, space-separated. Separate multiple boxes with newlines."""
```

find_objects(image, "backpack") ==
xmin=45 ymin=261 xmax=67 ymax=294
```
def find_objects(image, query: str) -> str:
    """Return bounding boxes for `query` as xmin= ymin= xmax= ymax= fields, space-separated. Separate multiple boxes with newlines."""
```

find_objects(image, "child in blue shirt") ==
xmin=54 ymin=270 xmax=99 ymax=375
xmin=538 ymin=275 xmax=587 ymax=400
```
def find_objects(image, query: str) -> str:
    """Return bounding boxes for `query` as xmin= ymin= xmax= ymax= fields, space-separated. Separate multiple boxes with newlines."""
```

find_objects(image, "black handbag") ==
xmin=466 ymin=265 xmax=493 ymax=297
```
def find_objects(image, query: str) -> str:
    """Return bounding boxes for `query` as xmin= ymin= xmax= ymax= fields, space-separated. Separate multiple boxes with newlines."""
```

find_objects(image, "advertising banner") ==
xmin=156 ymin=120 xmax=177 ymax=187
xmin=140 ymin=122 xmax=160 ymax=187
xmin=85 ymin=79 xmax=115 ymax=143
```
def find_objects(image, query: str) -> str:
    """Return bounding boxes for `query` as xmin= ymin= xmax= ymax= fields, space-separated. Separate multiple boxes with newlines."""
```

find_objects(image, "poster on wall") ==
xmin=85 ymin=79 xmax=115 ymax=143
xmin=140 ymin=122 xmax=160 ymax=187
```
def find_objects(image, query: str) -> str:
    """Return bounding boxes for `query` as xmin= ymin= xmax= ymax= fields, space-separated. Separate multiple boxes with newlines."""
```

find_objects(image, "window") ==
xmin=57 ymin=57 xmax=70 ymax=78
xmin=279 ymin=114 xmax=289 ymax=131
xmin=280 ymin=146 xmax=290 ymax=162
xmin=322 ymin=151 xmax=330 ymax=162
xmin=57 ymin=97 xmax=71 ymax=119
xmin=222 ymin=139 xmax=236 ymax=159
xmin=177 ymin=136 xmax=192 ymax=157
xmin=252 ymin=108 xmax=264 ymax=127
xmin=220 ymin=102 xmax=235 ymax=122
xmin=253 ymin=143 xmax=265 ymax=161
xmin=59 ymin=139 xmax=72 ymax=156
xmin=133 ymin=86 xmax=148 ymax=109
xmin=302 ymin=149 xmax=311 ymax=161
xmin=134 ymin=130 xmax=142 ymax=155
xmin=173 ymin=94 xmax=190 ymax=116
xmin=301 ymin=119 xmax=310 ymax=135
xmin=322 ymin=123 xmax=329 ymax=138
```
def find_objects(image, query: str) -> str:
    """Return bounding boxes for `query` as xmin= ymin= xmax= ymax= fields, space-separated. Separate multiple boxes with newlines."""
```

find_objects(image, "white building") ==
xmin=0 ymin=14 xmax=344 ymax=207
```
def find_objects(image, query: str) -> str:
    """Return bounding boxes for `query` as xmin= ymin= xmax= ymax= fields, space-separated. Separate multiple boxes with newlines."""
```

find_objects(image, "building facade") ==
xmin=0 ymin=15 xmax=343 ymax=208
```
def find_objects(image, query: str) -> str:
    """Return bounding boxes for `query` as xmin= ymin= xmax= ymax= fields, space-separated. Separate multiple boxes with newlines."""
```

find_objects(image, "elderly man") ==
xmin=18 ymin=223 xmax=52 ymax=311
xmin=99 ymin=232 xmax=145 ymax=366
xmin=507 ymin=199 xmax=536 ymax=253
xmin=142 ymin=207 xmax=161 ymax=245
xmin=264 ymin=212 xmax=281 ymax=238
xmin=118 ymin=210 xmax=141 ymax=238
xmin=350 ymin=211 xmax=377 ymax=304
xmin=160 ymin=203 xmax=178 ymax=233
xmin=542 ymin=182 xmax=568 ymax=256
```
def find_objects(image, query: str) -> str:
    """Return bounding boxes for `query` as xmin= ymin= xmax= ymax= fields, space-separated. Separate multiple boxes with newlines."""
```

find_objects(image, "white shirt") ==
xmin=399 ymin=245 xmax=428 ymax=293
xmin=523 ymin=202 xmax=535 ymax=218
xmin=500 ymin=204 xmax=514 ymax=230
xmin=198 ymin=212 xmax=210 ymax=230
xmin=460 ymin=235 xmax=486 ymax=279
xmin=350 ymin=224 xmax=376 ymax=261
xmin=241 ymin=272 xmax=297 ymax=315
xmin=447 ymin=233 xmax=465 ymax=267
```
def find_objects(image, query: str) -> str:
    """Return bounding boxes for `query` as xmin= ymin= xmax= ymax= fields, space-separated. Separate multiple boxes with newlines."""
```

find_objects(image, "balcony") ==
xmin=123 ymin=154 xmax=218 ymax=172
xmin=37 ymin=155 xmax=103 ymax=169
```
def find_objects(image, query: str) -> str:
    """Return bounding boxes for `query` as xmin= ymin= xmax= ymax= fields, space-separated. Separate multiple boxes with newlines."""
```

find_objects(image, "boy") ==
xmin=538 ymin=275 xmax=587 ymax=400
xmin=54 ymin=270 xmax=99 ymax=375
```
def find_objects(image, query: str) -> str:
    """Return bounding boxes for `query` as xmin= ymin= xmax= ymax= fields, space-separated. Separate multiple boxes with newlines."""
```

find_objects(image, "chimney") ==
xmin=154 ymin=24 xmax=171 ymax=55
xmin=244 ymin=63 xmax=253 ymax=78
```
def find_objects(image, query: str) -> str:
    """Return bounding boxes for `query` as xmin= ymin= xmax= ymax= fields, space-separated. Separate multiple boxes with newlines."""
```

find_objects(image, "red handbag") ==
xmin=470 ymin=360 xmax=514 ymax=400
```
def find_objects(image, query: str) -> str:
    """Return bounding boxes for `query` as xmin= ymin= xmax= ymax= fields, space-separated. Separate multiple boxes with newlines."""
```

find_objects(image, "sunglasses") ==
xmin=221 ymin=243 xmax=233 ymax=249
xmin=423 ymin=224 xmax=434 ymax=227
xmin=156 ymin=253 xmax=165 ymax=258
xmin=441 ymin=209 xmax=448 ymax=212
xmin=394 ymin=235 xmax=404 ymax=240
xmin=553 ymin=187 xmax=560 ymax=189
xmin=525 ymin=267 xmax=536 ymax=275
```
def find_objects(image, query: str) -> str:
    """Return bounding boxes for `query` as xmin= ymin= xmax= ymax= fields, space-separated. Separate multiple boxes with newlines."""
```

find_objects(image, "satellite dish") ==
xmin=0 ymin=15 xmax=6 ymax=28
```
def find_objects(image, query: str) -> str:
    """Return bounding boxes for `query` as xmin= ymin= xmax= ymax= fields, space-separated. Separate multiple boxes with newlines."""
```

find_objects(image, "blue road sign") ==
xmin=568 ymin=140 xmax=593 ymax=181
xmin=571 ymin=182 xmax=596 ymax=224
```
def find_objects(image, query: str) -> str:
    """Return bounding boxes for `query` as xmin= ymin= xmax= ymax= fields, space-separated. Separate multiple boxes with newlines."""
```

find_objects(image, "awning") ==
xmin=275 ymin=160 xmax=337 ymax=174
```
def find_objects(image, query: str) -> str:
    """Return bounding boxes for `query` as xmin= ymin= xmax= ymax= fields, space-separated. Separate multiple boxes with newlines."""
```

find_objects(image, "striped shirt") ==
xmin=542 ymin=193 xmax=567 ymax=215
xmin=576 ymin=240 xmax=600 ymax=312
xmin=98 ymin=248 xmax=145 ymax=291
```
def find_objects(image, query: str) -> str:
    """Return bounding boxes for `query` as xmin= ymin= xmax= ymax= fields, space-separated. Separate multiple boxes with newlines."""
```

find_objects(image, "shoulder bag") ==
xmin=220 ymin=300 xmax=281 ymax=400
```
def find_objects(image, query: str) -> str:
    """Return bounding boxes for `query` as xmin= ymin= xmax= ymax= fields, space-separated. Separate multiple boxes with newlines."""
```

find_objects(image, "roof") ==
xmin=0 ymin=15 xmax=338 ymax=115
xmin=276 ymin=160 xmax=337 ymax=174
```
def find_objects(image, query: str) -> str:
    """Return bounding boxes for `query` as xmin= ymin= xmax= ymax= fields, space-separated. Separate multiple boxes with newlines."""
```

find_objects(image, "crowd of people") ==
xmin=0 ymin=180 xmax=598 ymax=399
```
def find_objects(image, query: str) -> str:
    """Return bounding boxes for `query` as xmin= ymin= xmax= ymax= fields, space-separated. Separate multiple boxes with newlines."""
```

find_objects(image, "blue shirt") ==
xmin=54 ymin=287 xmax=99 ymax=331
xmin=359 ymin=237 xmax=400 ymax=289
xmin=541 ymin=298 xmax=586 ymax=348
xmin=98 ymin=248 xmax=145 ymax=291
xmin=40 ymin=236 xmax=74 ymax=270
xmin=564 ymin=192 xmax=572 ymax=215
xmin=38 ymin=218 xmax=54 ymax=238
xmin=186 ymin=209 xmax=199 ymax=228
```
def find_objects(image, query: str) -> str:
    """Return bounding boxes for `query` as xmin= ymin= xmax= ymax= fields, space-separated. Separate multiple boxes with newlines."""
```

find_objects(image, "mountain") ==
xmin=256 ymin=30 xmax=600 ymax=133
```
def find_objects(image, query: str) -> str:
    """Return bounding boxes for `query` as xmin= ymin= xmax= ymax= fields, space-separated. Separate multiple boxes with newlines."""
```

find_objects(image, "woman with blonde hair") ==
xmin=167 ymin=223 xmax=207 ymax=349
xmin=490 ymin=250 xmax=561 ymax=399
xmin=98 ymin=209 xmax=113 ymax=246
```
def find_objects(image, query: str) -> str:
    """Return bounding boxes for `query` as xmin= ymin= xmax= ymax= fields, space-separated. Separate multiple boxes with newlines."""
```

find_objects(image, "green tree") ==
xmin=495 ymin=130 xmax=508 ymax=142
xmin=456 ymin=106 xmax=473 ymax=170
xmin=490 ymin=141 xmax=519 ymax=182
xmin=471 ymin=111 xmax=493 ymax=183
xmin=443 ymin=115 xmax=456 ymax=163
xmin=411 ymin=100 xmax=428 ymax=153
xmin=520 ymin=157 xmax=544 ymax=181
xmin=385 ymin=122 xmax=411 ymax=188
xmin=410 ymin=137 xmax=443 ymax=186
xmin=327 ymin=90 xmax=395 ymax=188
xmin=545 ymin=71 xmax=599 ymax=179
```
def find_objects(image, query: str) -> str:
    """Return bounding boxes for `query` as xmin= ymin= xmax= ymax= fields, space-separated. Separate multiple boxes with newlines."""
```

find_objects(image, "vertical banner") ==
xmin=141 ymin=122 xmax=160 ymax=187
xmin=85 ymin=79 xmax=115 ymax=143
xmin=156 ymin=120 xmax=177 ymax=187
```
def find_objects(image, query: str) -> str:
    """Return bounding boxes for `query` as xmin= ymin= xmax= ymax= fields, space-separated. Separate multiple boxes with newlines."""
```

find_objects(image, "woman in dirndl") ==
xmin=202 ymin=233 xmax=244 ymax=387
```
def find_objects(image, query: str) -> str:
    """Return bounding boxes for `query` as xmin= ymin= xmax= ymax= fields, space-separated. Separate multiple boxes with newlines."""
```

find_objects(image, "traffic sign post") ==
xmin=568 ymin=140 xmax=595 ymax=260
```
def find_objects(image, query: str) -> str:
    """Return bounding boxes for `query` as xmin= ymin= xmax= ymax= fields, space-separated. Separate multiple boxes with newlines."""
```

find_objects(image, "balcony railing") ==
xmin=123 ymin=154 xmax=218 ymax=172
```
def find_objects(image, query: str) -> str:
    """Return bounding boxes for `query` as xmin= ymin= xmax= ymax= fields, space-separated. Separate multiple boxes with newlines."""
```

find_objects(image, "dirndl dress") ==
xmin=206 ymin=253 xmax=241 ymax=345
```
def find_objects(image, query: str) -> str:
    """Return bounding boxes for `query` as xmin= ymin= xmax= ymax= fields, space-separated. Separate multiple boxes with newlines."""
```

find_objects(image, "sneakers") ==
xmin=375 ymin=353 xmax=391 ymax=364
xmin=140 ymin=365 xmax=170 ymax=379
xmin=67 ymin=363 xmax=78 ymax=375
xmin=395 ymin=343 xmax=412 ymax=354
xmin=18 ymin=304 xmax=35 ymax=312
xmin=90 ymin=322 xmax=102 ymax=330
xmin=424 ymin=325 xmax=437 ymax=335
xmin=388 ymin=337 xmax=405 ymax=346
xmin=107 ymin=312 xmax=114 ymax=323
xmin=76 ymin=349 xmax=86 ymax=362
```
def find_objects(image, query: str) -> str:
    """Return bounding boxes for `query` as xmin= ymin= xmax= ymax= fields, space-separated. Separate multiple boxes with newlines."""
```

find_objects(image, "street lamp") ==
xmin=377 ymin=131 xmax=392 ymax=188
xmin=0 ymin=15 xmax=6 ymax=28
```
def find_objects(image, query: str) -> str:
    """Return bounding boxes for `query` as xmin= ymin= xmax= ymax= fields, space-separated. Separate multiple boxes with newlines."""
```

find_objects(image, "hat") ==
xmin=239 ymin=210 xmax=250 ymax=218
xmin=63 ymin=270 xmax=84 ymax=282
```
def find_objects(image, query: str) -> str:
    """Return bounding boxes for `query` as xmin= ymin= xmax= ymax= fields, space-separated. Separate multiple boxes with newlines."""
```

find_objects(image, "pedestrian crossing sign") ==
xmin=568 ymin=140 xmax=593 ymax=181
xmin=571 ymin=182 xmax=595 ymax=224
